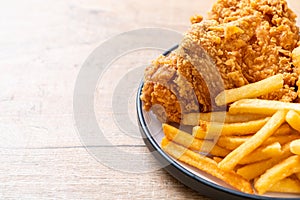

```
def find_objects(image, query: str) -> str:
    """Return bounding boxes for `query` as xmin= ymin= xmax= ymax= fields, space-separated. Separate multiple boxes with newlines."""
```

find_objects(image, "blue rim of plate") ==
xmin=136 ymin=45 xmax=300 ymax=200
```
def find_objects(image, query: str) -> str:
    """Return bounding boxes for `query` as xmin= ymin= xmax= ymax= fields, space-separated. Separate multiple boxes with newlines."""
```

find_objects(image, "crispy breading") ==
xmin=141 ymin=52 xmax=200 ymax=123
xmin=141 ymin=0 xmax=300 ymax=123
xmin=209 ymin=0 xmax=299 ymax=101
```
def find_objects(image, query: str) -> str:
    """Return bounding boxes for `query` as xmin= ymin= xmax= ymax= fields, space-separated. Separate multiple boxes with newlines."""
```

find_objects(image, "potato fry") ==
xmin=217 ymin=135 xmax=250 ymax=150
xmin=161 ymin=91 xmax=300 ymax=195
xmin=215 ymin=74 xmax=284 ymax=106
xmin=263 ymin=134 xmax=300 ymax=146
xmin=181 ymin=112 xmax=267 ymax=126
xmin=236 ymin=142 xmax=293 ymax=180
xmin=161 ymin=137 xmax=253 ymax=194
xmin=162 ymin=123 xmax=230 ymax=157
xmin=161 ymin=137 xmax=216 ymax=165
xmin=290 ymin=139 xmax=300 ymax=155
xmin=192 ymin=125 xmax=220 ymax=140
xmin=229 ymin=99 xmax=300 ymax=115
xmin=268 ymin=177 xmax=300 ymax=194
xmin=218 ymin=110 xmax=287 ymax=171
xmin=192 ymin=117 xmax=269 ymax=139
xmin=254 ymin=155 xmax=300 ymax=194
xmin=239 ymin=142 xmax=282 ymax=165
xmin=223 ymin=113 xmax=268 ymax=124
xmin=286 ymin=110 xmax=300 ymax=132
xmin=217 ymin=134 xmax=300 ymax=150
xmin=181 ymin=112 xmax=225 ymax=126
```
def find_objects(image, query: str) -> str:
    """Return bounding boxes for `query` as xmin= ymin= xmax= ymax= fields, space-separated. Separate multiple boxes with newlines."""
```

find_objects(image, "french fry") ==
xmin=263 ymin=134 xmax=300 ymax=146
xmin=161 ymin=137 xmax=217 ymax=165
xmin=229 ymin=99 xmax=300 ymax=115
xmin=290 ymin=139 xmax=300 ymax=155
xmin=161 ymin=137 xmax=253 ymax=194
xmin=192 ymin=117 xmax=269 ymax=139
xmin=181 ymin=112 xmax=267 ymax=126
xmin=217 ymin=135 xmax=250 ymax=150
xmin=192 ymin=125 xmax=221 ymax=140
xmin=236 ymin=142 xmax=293 ymax=181
xmin=218 ymin=110 xmax=287 ymax=171
xmin=268 ymin=177 xmax=300 ymax=194
xmin=239 ymin=142 xmax=282 ymax=165
xmin=162 ymin=90 xmax=300 ymax=195
xmin=217 ymin=134 xmax=300 ymax=150
xmin=254 ymin=155 xmax=300 ymax=194
xmin=220 ymin=113 xmax=268 ymax=123
xmin=215 ymin=74 xmax=284 ymax=106
xmin=286 ymin=110 xmax=300 ymax=132
xmin=181 ymin=112 xmax=225 ymax=126
xmin=162 ymin=123 xmax=230 ymax=157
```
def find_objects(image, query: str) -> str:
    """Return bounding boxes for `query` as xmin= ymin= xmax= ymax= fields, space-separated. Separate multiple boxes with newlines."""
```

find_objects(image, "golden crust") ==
xmin=141 ymin=0 xmax=300 ymax=123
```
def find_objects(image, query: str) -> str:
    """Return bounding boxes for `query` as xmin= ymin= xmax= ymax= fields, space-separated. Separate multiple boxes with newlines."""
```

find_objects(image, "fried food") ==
xmin=238 ymin=142 xmax=282 ymax=165
xmin=268 ymin=178 xmax=300 ymax=194
xmin=254 ymin=155 xmax=300 ymax=194
xmin=209 ymin=0 xmax=299 ymax=91
xmin=218 ymin=110 xmax=287 ymax=171
xmin=290 ymin=139 xmax=300 ymax=155
xmin=181 ymin=112 xmax=266 ymax=126
xmin=286 ymin=110 xmax=300 ymax=132
xmin=192 ymin=118 xmax=269 ymax=139
xmin=229 ymin=99 xmax=300 ymax=115
xmin=236 ymin=142 xmax=293 ymax=181
xmin=161 ymin=108 xmax=300 ymax=195
xmin=161 ymin=137 xmax=254 ymax=194
xmin=162 ymin=123 xmax=230 ymax=157
xmin=217 ymin=134 xmax=300 ymax=150
xmin=215 ymin=74 xmax=284 ymax=106
xmin=141 ymin=0 xmax=300 ymax=123
xmin=140 ymin=0 xmax=300 ymax=196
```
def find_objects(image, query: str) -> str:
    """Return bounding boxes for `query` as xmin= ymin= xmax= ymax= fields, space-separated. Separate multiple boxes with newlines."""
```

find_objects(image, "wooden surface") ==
xmin=1 ymin=0 xmax=300 ymax=199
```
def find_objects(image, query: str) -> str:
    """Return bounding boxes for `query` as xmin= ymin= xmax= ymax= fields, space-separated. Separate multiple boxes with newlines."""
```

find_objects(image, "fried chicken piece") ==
xmin=180 ymin=15 xmax=260 ymax=89
xmin=141 ymin=0 xmax=300 ymax=123
xmin=141 ymin=16 xmax=261 ymax=123
xmin=209 ymin=0 xmax=299 ymax=101
xmin=141 ymin=52 xmax=200 ymax=123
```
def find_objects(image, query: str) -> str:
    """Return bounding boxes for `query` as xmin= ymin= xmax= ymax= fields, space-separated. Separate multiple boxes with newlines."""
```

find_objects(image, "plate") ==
xmin=136 ymin=47 xmax=300 ymax=200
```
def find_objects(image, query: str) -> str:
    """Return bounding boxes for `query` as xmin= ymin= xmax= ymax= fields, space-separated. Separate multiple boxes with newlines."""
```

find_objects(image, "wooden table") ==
xmin=1 ymin=0 xmax=299 ymax=199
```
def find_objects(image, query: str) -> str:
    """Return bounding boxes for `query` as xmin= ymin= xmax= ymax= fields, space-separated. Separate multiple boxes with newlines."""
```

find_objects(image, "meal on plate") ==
xmin=140 ymin=0 xmax=300 ymax=196
xmin=140 ymin=0 xmax=300 ymax=123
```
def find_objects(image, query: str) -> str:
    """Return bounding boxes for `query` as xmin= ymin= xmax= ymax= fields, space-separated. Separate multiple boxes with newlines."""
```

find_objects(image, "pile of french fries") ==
xmin=161 ymin=74 xmax=300 ymax=195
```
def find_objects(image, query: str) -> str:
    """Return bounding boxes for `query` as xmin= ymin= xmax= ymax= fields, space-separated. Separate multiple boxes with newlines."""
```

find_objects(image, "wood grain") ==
xmin=1 ymin=0 xmax=299 ymax=199
xmin=0 ymin=147 xmax=211 ymax=200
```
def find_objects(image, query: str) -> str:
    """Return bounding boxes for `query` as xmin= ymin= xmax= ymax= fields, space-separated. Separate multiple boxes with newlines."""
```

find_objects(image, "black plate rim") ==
xmin=136 ymin=46 xmax=300 ymax=200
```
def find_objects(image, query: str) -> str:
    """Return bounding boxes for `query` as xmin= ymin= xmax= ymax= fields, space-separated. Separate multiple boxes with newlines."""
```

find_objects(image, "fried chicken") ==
xmin=140 ymin=0 xmax=300 ymax=123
